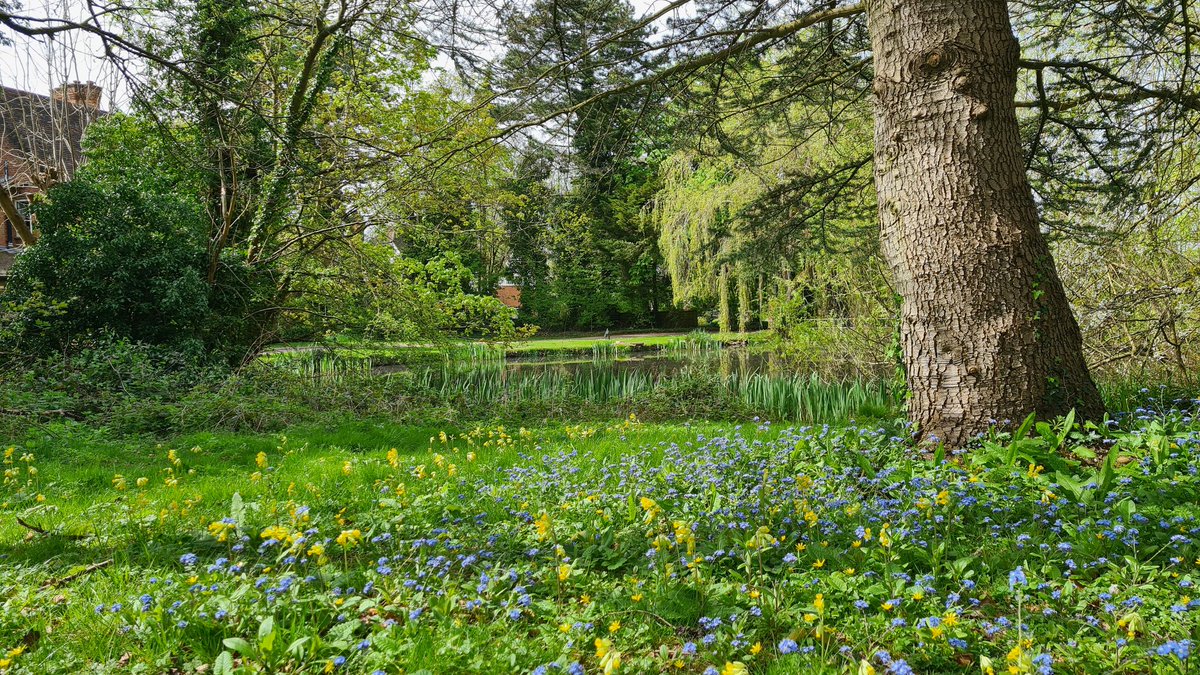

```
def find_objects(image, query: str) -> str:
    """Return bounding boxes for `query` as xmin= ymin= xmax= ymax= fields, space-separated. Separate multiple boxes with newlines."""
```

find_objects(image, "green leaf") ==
xmin=213 ymin=651 xmax=235 ymax=675
xmin=257 ymin=616 xmax=275 ymax=641
xmin=1058 ymin=409 xmax=1076 ymax=445
xmin=1097 ymin=444 xmax=1119 ymax=495
xmin=285 ymin=637 xmax=310 ymax=656
xmin=222 ymin=638 xmax=253 ymax=657
xmin=855 ymin=451 xmax=877 ymax=479
xmin=231 ymin=492 xmax=245 ymax=530
xmin=1014 ymin=412 xmax=1037 ymax=440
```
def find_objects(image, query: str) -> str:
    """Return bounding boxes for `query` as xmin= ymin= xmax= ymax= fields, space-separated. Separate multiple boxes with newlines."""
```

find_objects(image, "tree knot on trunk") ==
xmin=910 ymin=42 xmax=975 ymax=80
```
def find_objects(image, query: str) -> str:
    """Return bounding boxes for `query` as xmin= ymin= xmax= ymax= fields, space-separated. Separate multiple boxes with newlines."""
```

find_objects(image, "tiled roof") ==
xmin=0 ymin=85 xmax=105 ymax=185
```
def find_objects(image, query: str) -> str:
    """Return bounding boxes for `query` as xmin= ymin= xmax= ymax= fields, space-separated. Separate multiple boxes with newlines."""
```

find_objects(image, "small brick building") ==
xmin=496 ymin=282 xmax=521 ymax=309
xmin=1 ymin=81 xmax=104 ymax=287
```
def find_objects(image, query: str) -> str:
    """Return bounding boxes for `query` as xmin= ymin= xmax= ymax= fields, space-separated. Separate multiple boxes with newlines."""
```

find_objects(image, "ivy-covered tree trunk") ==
xmin=737 ymin=275 xmax=752 ymax=333
xmin=718 ymin=264 xmax=733 ymax=333
xmin=866 ymin=0 xmax=1105 ymax=446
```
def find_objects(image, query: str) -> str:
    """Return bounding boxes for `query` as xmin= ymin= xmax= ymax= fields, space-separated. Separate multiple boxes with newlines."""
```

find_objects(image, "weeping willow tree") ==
xmin=654 ymin=66 xmax=888 ymax=342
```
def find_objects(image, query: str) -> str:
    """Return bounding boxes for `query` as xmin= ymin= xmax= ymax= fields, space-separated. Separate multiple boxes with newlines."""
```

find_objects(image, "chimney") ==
xmin=51 ymin=81 xmax=103 ymax=109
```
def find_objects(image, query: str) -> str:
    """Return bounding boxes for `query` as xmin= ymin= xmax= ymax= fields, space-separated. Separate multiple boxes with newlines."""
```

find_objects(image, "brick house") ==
xmin=496 ymin=282 xmax=521 ymax=309
xmin=0 ymin=81 xmax=104 ymax=288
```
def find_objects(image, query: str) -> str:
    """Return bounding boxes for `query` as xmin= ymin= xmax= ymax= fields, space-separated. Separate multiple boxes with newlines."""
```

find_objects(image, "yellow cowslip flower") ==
xmin=1027 ymin=462 xmax=1044 ymax=478
xmin=535 ymin=512 xmax=553 ymax=541
xmin=208 ymin=521 xmax=234 ymax=541
xmin=640 ymin=497 xmax=660 ymax=523
xmin=595 ymin=637 xmax=612 ymax=658
xmin=167 ymin=449 xmax=180 ymax=466
xmin=1006 ymin=644 xmax=1022 ymax=662
xmin=112 ymin=474 xmax=127 ymax=491
xmin=136 ymin=476 xmax=149 ymax=488
xmin=750 ymin=642 xmax=762 ymax=655
xmin=746 ymin=526 xmax=777 ymax=550
xmin=466 ymin=451 xmax=476 ymax=462
xmin=803 ymin=613 xmax=817 ymax=623
xmin=250 ymin=471 xmax=263 ymax=482
xmin=858 ymin=659 xmax=877 ymax=675
xmin=336 ymin=529 xmax=362 ymax=549
xmin=308 ymin=543 xmax=325 ymax=557
xmin=600 ymin=648 xmax=621 ymax=675
xmin=804 ymin=510 xmax=818 ymax=526
xmin=935 ymin=490 xmax=950 ymax=506
xmin=721 ymin=662 xmax=748 ymax=675
xmin=557 ymin=564 xmax=572 ymax=581
xmin=342 ymin=460 xmax=353 ymax=476
xmin=814 ymin=593 xmax=825 ymax=612
xmin=261 ymin=525 xmax=290 ymax=541
xmin=609 ymin=620 xmax=621 ymax=633
xmin=387 ymin=448 xmax=399 ymax=468
xmin=878 ymin=524 xmax=892 ymax=548
xmin=256 ymin=452 xmax=268 ymax=469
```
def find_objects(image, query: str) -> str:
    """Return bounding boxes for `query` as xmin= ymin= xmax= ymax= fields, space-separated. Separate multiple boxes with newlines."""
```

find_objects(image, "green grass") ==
xmin=3 ymin=410 xmax=1200 ymax=673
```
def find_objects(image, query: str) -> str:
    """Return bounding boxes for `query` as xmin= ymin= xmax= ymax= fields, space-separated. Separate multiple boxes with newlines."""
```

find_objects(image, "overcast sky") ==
xmin=0 ymin=0 xmax=131 ymax=106
xmin=1 ymin=0 xmax=678 ymax=110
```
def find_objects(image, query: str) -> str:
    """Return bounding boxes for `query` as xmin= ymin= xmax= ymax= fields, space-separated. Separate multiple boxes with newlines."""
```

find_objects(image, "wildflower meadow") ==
xmin=2 ymin=398 xmax=1200 ymax=674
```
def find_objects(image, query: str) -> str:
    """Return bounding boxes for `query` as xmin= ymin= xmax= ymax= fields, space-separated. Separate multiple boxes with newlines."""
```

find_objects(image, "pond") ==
xmin=271 ymin=342 xmax=898 ymax=423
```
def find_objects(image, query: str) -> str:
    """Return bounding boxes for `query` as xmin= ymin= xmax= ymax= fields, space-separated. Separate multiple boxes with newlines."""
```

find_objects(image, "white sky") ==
xmin=0 ymin=0 xmax=129 ymax=106
xmin=0 ymin=0 xmax=676 ymax=110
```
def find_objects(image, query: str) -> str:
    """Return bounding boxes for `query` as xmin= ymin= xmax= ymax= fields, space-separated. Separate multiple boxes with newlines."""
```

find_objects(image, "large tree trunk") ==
xmin=865 ymin=0 xmax=1104 ymax=446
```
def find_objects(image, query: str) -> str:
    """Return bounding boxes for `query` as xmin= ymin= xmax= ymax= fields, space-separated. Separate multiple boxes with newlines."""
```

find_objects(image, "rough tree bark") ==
xmin=865 ymin=0 xmax=1105 ymax=446
xmin=0 ymin=187 xmax=37 ymax=246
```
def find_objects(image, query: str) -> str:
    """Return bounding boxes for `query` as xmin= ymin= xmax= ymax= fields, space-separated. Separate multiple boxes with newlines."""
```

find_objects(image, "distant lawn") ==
xmin=263 ymin=330 xmax=767 ymax=359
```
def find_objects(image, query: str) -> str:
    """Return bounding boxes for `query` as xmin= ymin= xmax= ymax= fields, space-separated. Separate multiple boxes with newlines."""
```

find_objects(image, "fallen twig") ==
xmin=41 ymin=560 xmax=113 ymax=588
xmin=16 ymin=517 xmax=91 ymax=540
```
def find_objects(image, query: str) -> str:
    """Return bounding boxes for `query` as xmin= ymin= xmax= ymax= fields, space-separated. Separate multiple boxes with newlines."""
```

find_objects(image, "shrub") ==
xmin=3 ymin=180 xmax=211 ymax=353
